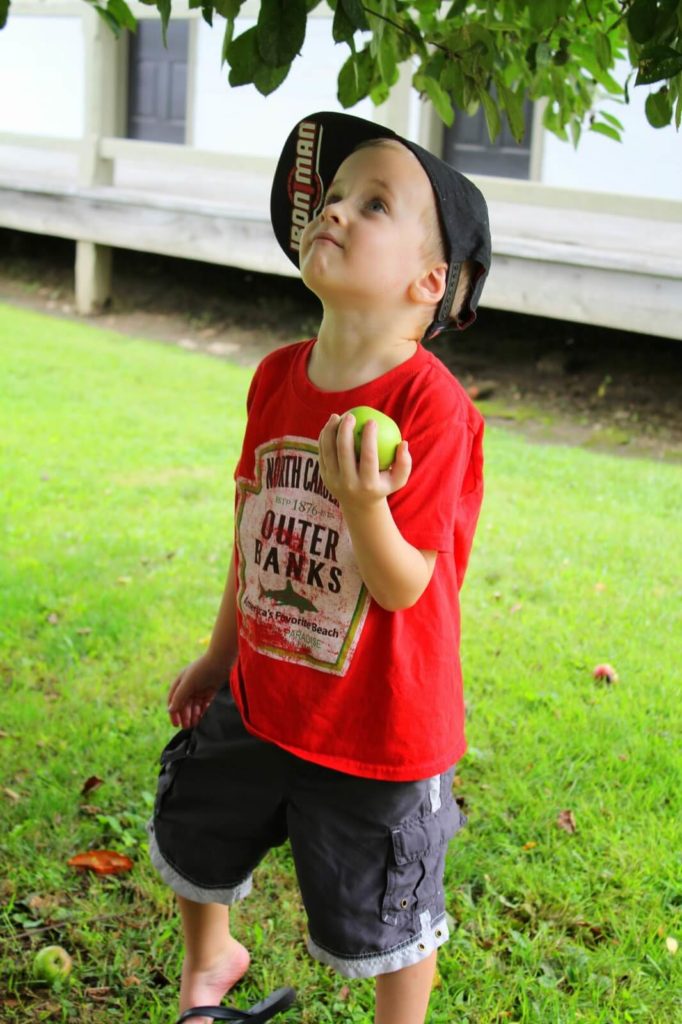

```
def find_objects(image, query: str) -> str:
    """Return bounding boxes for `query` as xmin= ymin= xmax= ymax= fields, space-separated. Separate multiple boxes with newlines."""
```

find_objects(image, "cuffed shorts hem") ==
xmin=147 ymin=820 xmax=253 ymax=905
xmin=306 ymin=909 xmax=450 ymax=979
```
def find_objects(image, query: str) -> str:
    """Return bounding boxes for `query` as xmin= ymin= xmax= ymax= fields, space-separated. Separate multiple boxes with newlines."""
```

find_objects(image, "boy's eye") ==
xmin=366 ymin=197 xmax=387 ymax=213
xmin=323 ymin=191 xmax=341 ymax=206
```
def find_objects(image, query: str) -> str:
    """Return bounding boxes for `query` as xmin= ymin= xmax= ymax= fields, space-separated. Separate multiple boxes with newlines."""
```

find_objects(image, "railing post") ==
xmin=76 ymin=7 xmax=120 ymax=314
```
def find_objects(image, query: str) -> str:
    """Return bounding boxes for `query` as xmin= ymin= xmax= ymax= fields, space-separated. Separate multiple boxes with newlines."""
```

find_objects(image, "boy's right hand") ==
xmin=167 ymin=653 xmax=228 ymax=730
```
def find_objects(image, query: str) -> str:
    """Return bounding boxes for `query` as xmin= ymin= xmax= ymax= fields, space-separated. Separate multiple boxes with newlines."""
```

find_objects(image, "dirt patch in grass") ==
xmin=2 ymin=228 xmax=680 ymax=462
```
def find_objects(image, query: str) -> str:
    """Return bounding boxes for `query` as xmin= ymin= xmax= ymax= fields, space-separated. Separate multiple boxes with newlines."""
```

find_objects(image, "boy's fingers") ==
xmin=319 ymin=414 xmax=341 ymax=476
xmin=357 ymin=419 xmax=380 ymax=478
xmin=388 ymin=440 xmax=411 ymax=489
xmin=336 ymin=413 xmax=360 ymax=476
xmin=167 ymin=671 xmax=182 ymax=706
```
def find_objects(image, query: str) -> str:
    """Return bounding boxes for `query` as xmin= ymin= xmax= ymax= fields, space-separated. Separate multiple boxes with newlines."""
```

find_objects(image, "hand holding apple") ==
xmin=343 ymin=406 xmax=402 ymax=471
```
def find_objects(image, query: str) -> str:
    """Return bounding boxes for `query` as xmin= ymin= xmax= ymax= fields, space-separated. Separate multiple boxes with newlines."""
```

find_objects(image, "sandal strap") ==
xmin=249 ymin=988 xmax=297 ymax=1021
xmin=176 ymin=1008 xmax=249 ymax=1022
xmin=176 ymin=987 xmax=296 ymax=1024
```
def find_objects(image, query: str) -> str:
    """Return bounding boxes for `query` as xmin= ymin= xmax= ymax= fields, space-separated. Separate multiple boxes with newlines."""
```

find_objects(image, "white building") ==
xmin=1 ymin=0 xmax=681 ymax=338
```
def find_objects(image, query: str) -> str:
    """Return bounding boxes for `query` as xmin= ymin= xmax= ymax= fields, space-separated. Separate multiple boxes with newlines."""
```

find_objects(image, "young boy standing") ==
xmin=149 ymin=111 xmax=491 ymax=1024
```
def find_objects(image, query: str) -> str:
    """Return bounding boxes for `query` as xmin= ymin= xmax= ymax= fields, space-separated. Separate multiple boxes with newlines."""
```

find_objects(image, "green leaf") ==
xmin=627 ymin=0 xmax=658 ymax=45
xmin=0 ymin=0 xmax=10 ymax=32
xmin=415 ymin=73 xmax=455 ymax=126
xmin=338 ymin=47 xmax=374 ymax=106
xmin=377 ymin=32 xmax=398 ymax=86
xmin=589 ymin=120 xmax=621 ymax=141
xmin=479 ymin=87 xmax=501 ymax=141
xmin=395 ymin=12 xmax=428 ymax=61
xmin=254 ymin=60 xmax=291 ymax=96
xmin=542 ymin=102 xmax=568 ymax=142
xmin=214 ymin=0 xmax=244 ymax=16
xmin=498 ymin=81 xmax=526 ymax=142
xmin=201 ymin=4 xmax=213 ymax=27
xmin=157 ymin=0 xmax=171 ymax=48
xmin=594 ymin=31 xmax=611 ymax=72
xmin=675 ymin=93 xmax=682 ymax=130
xmin=340 ymin=0 xmax=368 ymax=31
xmin=572 ymin=41 xmax=623 ymax=94
xmin=94 ymin=4 xmax=123 ymax=37
xmin=221 ymin=19 xmax=233 ymax=65
xmin=256 ymin=0 xmax=306 ymax=67
xmin=370 ymin=80 xmax=391 ymax=106
xmin=529 ymin=0 xmax=560 ymax=34
xmin=106 ymin=0 xmax=136 ymax=32
xmin=441 ymin=58 xmax=466 ymax=110
xmin=217 ymin=0 xmax=243 ymax=64
xmin=599 ymin=110 xmax=625 ymax=131
xmin=569 ymin=117 xmax=581 ymax=149
xmin=446 ymin=0 xmax=469 ymax=17
xmin=636 ymin=44 xmax=682 ymax=85
xmin=227 ymin=25 xmax=259 ymax=86
xmin=332 ymin=3 xmax=355 ymax=44
xmin=645 ymin=86 xmax=673 ymax=127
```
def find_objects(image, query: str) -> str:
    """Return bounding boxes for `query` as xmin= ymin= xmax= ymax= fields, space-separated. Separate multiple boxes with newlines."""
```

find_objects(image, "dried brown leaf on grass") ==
xmin=67 ymin=850 xmax=133 ymax=875
xmin=557 ymin=809 xmax=577 ymax=833
xmin=81 ymin=776 xmax=104 ymax=796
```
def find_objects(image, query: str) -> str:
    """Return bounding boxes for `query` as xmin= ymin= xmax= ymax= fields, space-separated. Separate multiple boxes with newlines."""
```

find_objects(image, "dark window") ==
xmin=443 ymin=98 xmax=534 ymax=179
xmin=127 ymin=20 xmax=189 ymax=143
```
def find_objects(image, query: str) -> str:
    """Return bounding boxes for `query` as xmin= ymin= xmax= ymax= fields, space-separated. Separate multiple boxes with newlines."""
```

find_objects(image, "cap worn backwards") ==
xmin=270 ymin=111 xmax=492 ymax=335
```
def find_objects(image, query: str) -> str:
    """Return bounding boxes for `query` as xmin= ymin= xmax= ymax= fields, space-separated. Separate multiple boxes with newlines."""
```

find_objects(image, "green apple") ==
xmin=344 ymin=406 xmax=402 ymax=471
xmin=33 ymin=945 xmax=73 ymax=985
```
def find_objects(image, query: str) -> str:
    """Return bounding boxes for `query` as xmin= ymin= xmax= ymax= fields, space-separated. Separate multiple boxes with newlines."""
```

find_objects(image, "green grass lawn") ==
xmin=1 ymin=303 xmax=680 ymax=1024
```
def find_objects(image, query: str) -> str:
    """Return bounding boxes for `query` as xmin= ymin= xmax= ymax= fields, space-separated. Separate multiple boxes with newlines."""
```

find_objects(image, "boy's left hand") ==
xmin=318 ymin=412 xmax=411 ymax=509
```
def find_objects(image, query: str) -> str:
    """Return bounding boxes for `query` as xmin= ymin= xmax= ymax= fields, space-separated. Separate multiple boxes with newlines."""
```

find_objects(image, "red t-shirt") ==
xmin=230 ymin=339 xmax=484 ymax=781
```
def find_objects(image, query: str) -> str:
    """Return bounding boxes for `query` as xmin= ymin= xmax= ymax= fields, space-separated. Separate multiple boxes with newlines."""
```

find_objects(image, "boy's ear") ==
xmin=409 ymin=262 xmax=448 ymax=307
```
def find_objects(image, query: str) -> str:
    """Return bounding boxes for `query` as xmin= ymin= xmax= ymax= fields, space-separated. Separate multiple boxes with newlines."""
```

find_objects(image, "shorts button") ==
xmin=417 ymin=942 xmax=426 ymax=952
xmin=400 ymin=898 xmax=409 ymax=909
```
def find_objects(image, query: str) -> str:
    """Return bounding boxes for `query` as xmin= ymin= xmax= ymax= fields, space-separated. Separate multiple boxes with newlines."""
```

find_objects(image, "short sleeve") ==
xmin=388 ymin=375 xmax=484 ymax=578
xmin=232 ymin=362 xmax=264 ymax=482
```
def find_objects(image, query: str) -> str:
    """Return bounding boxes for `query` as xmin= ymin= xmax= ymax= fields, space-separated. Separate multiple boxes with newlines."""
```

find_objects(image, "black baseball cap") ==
xmin=270 ymin=110 xmax=491 ymax=334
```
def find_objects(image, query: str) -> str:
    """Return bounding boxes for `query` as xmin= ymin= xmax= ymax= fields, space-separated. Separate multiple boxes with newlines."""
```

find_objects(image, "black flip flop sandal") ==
xmin=175 ymin=987 xmax=296 ymax=1023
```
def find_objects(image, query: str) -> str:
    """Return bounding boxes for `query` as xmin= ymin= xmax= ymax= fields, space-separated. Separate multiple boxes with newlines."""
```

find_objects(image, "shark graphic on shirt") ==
xmin=259 ymin=579 xmax=319 ymax=613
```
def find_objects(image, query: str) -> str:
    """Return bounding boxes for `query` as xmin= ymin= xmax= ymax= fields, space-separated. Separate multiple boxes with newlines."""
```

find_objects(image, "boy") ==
xmin=149 ymin=110 xmax=491 ymax=1024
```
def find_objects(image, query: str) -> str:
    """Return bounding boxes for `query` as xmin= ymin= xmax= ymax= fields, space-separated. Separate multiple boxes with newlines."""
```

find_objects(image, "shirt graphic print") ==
xmin=235 ymin=436 xmax=370 ymax=675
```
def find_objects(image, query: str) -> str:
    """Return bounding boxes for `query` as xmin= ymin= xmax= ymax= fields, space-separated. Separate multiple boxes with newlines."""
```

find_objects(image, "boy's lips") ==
xmin=312 ymin=231 xmax=343 ymax=248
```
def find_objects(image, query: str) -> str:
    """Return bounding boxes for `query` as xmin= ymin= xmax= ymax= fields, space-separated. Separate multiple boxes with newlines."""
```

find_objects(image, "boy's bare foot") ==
xmin=179 ymin=936 xmax=250 ymax=1024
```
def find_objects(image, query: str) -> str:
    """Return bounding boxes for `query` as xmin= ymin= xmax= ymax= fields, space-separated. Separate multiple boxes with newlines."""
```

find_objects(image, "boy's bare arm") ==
xmin=319 ymin=414 xmax=437 ymax=612
xmin=167 ymin=548 xmax=238 ymax=728
xmin=206 ymin=547 xmax=238 ymax=667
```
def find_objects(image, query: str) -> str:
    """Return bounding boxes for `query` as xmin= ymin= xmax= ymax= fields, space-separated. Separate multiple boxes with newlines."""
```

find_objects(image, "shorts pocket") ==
xmin=154 ymin=728 xmax=194 ymax=816
xmin=381 ymin=796 xmax=467 ymax=926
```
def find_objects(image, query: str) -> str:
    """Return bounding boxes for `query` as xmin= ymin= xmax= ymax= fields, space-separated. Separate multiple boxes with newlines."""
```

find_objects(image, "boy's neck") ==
xmin=308 ymin=311 xmax=419 ymax=392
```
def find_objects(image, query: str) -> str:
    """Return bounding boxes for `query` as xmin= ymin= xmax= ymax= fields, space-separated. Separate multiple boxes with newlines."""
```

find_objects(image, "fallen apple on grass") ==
xmin=592 ymin=663 xmax=619 ymax=684
xmin=33 ymin=945 xmax=72 ymax=985
xmin=342 ymin=406 xmax=402 ymax=471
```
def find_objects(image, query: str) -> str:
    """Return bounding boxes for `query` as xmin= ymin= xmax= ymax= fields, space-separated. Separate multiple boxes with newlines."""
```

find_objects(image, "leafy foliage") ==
xmin=3 ymin=2 xmax=681 ymax=140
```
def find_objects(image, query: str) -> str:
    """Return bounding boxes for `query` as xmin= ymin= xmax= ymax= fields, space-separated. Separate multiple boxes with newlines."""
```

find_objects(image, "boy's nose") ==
xmin=321 ymin=202 xmax=347 ymax=226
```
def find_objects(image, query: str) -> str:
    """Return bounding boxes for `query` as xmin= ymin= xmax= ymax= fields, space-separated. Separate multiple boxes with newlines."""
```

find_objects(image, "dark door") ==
xmin=443 ymin=98 xmax=534 ymax=179
xmin=127 ymin=20 xmax=189 ymax=143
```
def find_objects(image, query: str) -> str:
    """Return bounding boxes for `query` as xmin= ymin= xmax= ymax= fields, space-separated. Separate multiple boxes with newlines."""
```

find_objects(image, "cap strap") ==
xmin=437 ymin=261 xmax=461 ymax=322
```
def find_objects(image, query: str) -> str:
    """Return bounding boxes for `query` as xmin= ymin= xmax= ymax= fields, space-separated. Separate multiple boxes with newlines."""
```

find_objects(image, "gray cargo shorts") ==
xmin=148 ymin=687 xmax=467 ymax=979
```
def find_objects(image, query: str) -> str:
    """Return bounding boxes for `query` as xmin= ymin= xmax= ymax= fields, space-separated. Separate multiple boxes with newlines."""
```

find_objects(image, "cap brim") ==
xmin=270 ymin=111 xmax=396 ymax=268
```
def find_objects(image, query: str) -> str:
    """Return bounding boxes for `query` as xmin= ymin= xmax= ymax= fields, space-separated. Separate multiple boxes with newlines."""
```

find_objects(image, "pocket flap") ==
xmin=390 ymin=799 xmax=465 ymax=865
xmin=159 ymin=728 xmax=193 ymax=768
